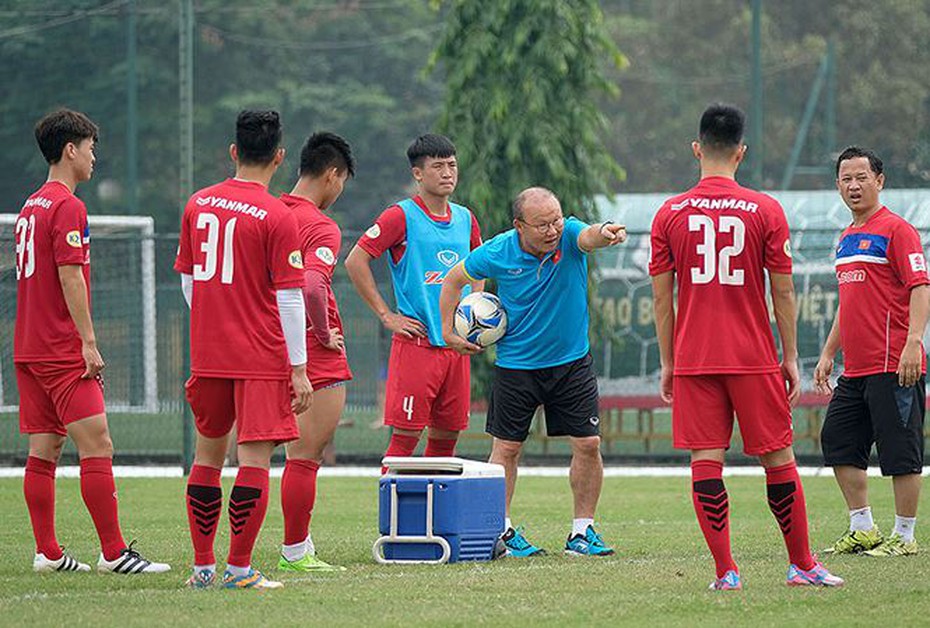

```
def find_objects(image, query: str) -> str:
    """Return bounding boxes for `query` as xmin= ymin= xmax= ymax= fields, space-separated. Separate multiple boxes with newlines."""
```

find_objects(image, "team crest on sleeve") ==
xmin=315 ymin=246 xmax=336 ymax=266
xmin=366 ymin=224 xmax=381 ymax=239
xmin=783 ymin=238 xmax=792 ymax=258
xmin=66 ymin=230 xmax=82 ymax=248
xmin=910 ymin=253 xmax=927 ymax=273
xmin=288 ymin=250 xmax=304 ymax=269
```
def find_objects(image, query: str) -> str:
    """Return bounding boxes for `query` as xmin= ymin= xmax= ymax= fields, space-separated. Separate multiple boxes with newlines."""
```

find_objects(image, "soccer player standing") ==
xmin=649 ymin=104 xmax=843 ymax=589
xmin=345 ymin=134 xmax=482 ymax=465
xmin=815 ymin=147 xmax=929 ymax=557
xmin=441 ymin=187 xmax=626 ymax=557
xmin=278 ymin=132 xmax=355 ymax=572
xmin=176 ymin=110 xmax=312 ymax=590
xmin=15 ymin=109 xmax=169 ymax=574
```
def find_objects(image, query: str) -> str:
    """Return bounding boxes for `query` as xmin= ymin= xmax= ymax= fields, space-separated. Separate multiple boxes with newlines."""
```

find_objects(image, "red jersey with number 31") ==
xmin=174 ymin=178 xmax=304 ymax=379
xmin=14 ymin=181 xmax=90 ymax=365
xmin=649 ymin=176 xmax=793 ymax=375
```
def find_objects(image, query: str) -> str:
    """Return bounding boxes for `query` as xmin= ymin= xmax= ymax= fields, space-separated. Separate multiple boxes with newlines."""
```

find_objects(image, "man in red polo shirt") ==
xmin=815 ymin=146 xmax=929 ymax=557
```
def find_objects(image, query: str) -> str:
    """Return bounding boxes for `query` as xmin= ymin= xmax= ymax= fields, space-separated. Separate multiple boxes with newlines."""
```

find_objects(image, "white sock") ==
xmin=225 ymin=563 xmax=251 ymax=577
xmin=281 ymin=538 xmax=307 ymax=562
xmin=572 ymin=518 xmax=594 ymax=536
xmin=893 ymin=515 xmax=917 ymax=543
xmin=849 ymin=506 xmax=874 ymax=532
xmin=306 ymin=534 xmax=316 ymax=557
xmin=193 ymin=563 xmax=215 ymax=574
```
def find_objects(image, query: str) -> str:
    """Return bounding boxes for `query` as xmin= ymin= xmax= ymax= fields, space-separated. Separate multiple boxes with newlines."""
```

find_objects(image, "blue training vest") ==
xmin=388 ymin=198 xmax=473 ymax=346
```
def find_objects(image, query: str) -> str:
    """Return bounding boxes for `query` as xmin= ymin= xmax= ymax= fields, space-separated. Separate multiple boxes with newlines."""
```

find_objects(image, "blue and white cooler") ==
xmin=374 ymin=457 xmax=505 ymax=564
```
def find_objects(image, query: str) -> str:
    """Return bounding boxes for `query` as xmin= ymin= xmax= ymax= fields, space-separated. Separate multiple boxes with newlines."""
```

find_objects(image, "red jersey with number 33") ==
xmin=14 ymin=181 xmax=90 ymax=365
xmin=649 ymin=176 xmax=793 ymax=375
xmin=174 ymin=178 xmax=304 ymax=379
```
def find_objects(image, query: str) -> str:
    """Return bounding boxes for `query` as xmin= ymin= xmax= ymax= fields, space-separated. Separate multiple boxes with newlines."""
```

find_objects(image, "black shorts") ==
xmin=486 ymin=353 xmax=600 ymax=442
xmin=821 ymin=373 xmax=925 ymax=476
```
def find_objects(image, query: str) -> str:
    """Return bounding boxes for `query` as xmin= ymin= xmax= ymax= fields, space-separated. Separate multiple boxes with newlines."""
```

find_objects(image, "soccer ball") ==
xmin=454 ymin=291 xmax=507 ymax=347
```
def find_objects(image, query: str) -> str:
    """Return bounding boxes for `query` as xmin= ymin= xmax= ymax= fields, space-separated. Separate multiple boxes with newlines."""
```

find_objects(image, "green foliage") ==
xmin=430 ymin=0 xmax=627 ymax=236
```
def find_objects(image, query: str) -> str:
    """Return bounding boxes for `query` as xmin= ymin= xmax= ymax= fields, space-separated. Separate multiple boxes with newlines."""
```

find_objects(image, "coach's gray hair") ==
xmin=513 ymin=186 xmax=558 ymax=220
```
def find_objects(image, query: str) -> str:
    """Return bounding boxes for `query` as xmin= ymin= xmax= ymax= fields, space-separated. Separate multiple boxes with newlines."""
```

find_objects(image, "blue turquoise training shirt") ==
xmin=462 ymin=217 xmax=590 ymax=369
xmin=388 ymin=198 xmax=473 ymax=346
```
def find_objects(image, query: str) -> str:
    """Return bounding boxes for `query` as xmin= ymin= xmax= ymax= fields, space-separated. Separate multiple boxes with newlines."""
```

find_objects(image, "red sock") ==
xmin=424 ymin=437 xmax=457 ymax=457
xmin=227 ymin=466 xmax=269 ymax=568
xmin=80 ymin=457 xmax=126 ymax=561
xmin=24 ymin=456 xmax=61 ymax=560
xmin=186 ymin=464 xmax=222 ymax=566
xmin=691 ymin=460 xmax=737 ymax=578
xmin=766 ymin=461 xmax=815 ymax=570
xmin=281 ymin=459 xmax=320 ymax=547
xmin=381 ymin=432 xmax=420 ymax=474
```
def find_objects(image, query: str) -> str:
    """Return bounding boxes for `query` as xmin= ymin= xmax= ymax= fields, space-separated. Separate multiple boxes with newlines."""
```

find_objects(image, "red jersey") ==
xmin=356 ymin=195 xmax=482 ymax=263
xmin=649 ymin=176 xmax=793 ymax=375
xmin=834 ymin=206 xmax=929 ymax=376
xmin=174 ymin=179 xmax=304 ymax=379
xmin=13 ymin=181 xmax=90 ymax=365
xmin=279 ymin=193 xmax=344 ymax=341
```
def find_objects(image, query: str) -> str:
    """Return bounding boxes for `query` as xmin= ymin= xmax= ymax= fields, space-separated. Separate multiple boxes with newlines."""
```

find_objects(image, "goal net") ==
xmin=0 ymin=215 xmax=158 ymax=413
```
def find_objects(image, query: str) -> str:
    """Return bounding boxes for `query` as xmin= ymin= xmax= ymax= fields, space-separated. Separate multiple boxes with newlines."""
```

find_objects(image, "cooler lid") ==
xmin=381 ymin=456 xmax=505 ymax=478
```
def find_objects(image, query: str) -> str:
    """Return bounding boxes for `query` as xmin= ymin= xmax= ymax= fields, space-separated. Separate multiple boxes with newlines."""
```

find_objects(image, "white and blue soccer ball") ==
xmin=454 ymin=291 xmax=507 ymax=347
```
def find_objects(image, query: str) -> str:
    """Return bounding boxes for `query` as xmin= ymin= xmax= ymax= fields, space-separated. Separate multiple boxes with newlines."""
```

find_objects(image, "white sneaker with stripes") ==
xmin=97 ymin=542 xmax=171 ymax=574
xmin=33 ymin=549 xmax=91 ymax=573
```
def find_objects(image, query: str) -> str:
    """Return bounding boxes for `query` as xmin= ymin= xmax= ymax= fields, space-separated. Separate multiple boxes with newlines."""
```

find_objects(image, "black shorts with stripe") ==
xmin=821 ymin=373 xmax=925 ymax=476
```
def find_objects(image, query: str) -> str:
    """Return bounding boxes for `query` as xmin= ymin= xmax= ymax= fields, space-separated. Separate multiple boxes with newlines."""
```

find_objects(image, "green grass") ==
xmin=0 ymin=475 xmax=928 ymax=626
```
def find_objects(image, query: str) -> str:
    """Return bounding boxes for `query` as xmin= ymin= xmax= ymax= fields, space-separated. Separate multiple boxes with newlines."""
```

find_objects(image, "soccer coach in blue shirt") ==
xmin=440 ymin=186 xmax=626 ymax=557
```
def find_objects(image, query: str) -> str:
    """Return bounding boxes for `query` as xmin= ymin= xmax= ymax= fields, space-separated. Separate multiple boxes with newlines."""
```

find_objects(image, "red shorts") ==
xmin=672 ymin=372 xmax=792 ymax=455
xmin=307 ymin=334 xmax=353 ymax=390
xmin=185 ymin=376 xmax=299 ymax=444
xmin=16 ymin=362 xmax=106 ymax=436
xmin=383 ymin=336 xmax=470 ymax=432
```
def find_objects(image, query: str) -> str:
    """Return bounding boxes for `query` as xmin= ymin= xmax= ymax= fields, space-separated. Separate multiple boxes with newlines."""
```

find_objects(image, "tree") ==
xmin=430 ymin=0 xmax=626 ymax=236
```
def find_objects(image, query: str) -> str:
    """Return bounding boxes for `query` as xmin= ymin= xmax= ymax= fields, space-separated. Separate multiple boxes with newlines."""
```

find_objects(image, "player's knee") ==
xmin=493 ymin=439 xmax=523 ymax=461
xmin=28 ymin=435 xmax=66 ymax=461
xmin=572 ymin=436 xmax=602 ymax=458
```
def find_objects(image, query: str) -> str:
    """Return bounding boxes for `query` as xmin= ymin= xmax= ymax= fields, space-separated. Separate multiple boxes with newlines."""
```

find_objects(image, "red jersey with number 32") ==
xmin=649 ymin=176 xmax=792 ymax=375
xmin=279 ymin=193 xmax=344 ymax=339
xmin=14 ymin=181 xmax=90 ymax=364
xmin=175 ymin=179 xmax=304 ymax=379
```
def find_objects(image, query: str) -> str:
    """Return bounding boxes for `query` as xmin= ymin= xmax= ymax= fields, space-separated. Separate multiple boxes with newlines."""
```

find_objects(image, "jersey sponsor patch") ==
xmin=366 ymin=224 xmax=381 ymax=239
xmin=315 ymin=246 xmax=336 ymax=265
xmin=66 ymin=230 xmax=82 ymax=248
xmin=288 ymin=250 xmax=304 ymax=269
xmin=783 ymin=238 xmax=792 ymax=258
xmin=437 ymin=249 xmax=460 ymax=267
xmin=909 ymin=253 xmax=927 ymax=273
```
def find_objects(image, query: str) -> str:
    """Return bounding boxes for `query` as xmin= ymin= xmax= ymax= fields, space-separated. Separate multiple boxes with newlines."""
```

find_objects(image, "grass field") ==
xmin=0 ymin=474 xmax=928 ymax=627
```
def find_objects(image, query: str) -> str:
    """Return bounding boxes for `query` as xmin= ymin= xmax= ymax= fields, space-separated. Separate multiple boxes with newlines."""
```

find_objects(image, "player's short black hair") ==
xmin=299 ymin=132 xmax=355 ymax=178
xmin=235 ymin=110 xmax=282 ymax=166
xmin=699 ymin=103 xmax=745 ymax=154
xmin=835 ymin=146 xmax=883 ymax=177
xmin=406 ymin=133 xmax=456 ymax=168
xmin=34 ymin=109 xmax=99 ymax=165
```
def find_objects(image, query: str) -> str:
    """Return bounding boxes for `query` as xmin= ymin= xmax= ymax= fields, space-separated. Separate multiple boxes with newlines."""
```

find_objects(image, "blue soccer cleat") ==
xmin=709 ymin=569 xmax=742 ymax=591
xmin=501 ymin=526 xmax=546 ymax=557
xmin=564 ymin=525 xmax=615 ymax=557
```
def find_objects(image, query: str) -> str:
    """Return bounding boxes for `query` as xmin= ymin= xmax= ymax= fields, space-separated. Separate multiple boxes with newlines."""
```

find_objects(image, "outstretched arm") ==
xmin=578 ymin=221 xmax=627 ymax=252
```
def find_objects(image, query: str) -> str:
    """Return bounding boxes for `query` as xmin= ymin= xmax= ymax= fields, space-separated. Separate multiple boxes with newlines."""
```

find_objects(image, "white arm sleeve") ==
xmin=181 ymin=273 xmax=193 ymax=308
xmin=276 ymin=288 xmax=308 ymax=366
